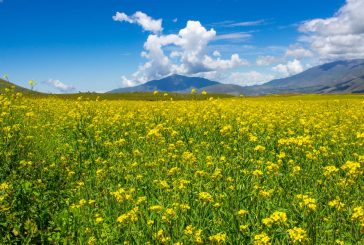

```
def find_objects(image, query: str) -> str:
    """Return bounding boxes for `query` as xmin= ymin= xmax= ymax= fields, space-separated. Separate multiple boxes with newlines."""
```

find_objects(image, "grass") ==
xmin=0 ymin=79 xmax=234 ymax=101
xmin=35 ymin=91 xmax=234 ymax=101
xmin=0 ymin=79 xmax=39 ymax=95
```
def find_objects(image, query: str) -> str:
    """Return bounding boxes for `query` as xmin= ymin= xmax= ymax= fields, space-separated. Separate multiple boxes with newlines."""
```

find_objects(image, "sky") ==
xmin=1 ymin=0 xmax=363 ymax=93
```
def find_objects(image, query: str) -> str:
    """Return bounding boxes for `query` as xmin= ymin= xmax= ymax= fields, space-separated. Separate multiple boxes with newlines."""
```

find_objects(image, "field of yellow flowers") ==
xmin=0 ymin=89 xmax=363 ymax=244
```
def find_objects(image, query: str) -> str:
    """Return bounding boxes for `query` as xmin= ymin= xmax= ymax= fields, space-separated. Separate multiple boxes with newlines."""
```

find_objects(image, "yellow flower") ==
xmin=292 ymin=165 xmax=301 ymax=175
xmin=95 ymin=217 xmax=103 ymax=224
xmin=351 ymin=206 xmax=364 ymax=222
xmin=162 ymin=208 xmax=176 ymax=222
xmin=213 ymin=202 xmax=221 ymax=208
xmin=253 ymin=232 xmax=271 ymax=245
xmin=198 ymin=192 xmax=213 ymax=203
xmin=237 ymin=209 xmax=249 ymax=217
xmin=0 ymin=182 xmax=10 ymax=191
xmin=341 ymin=161 xmax=361 ymax=176
xmin=252 ymin=170 xmax=263 ymax=177
xmin=328 ymin=197 xmax=345 ymax=211
xmin=79 ymin=199 xmax=87 ymax=206
xmin=259 ymin=189 xmax=274 ymax=198
xmin=96 ymin=169 xmax=103 ymax=176
xmin=194 ymin=229 xmax=203 ymax=244
xmin=239 ymin=224 xmax=249 ymax=232
xmin=184 ymin=225 xmax=194 ymax=235
xmin=179 ymin=203 xmax=191 ymax=211
xmin=208 ymin=233 xmax=227 ymax=244
xmin=220 ymin=125 xmax=233 ymax=135
xmin=149 ymin=205 xmax=164 ymax=212
xmin=117 ymin=207 xmax=139 ymax=224
xmin=136 ymin=196 xmax=147 ymax=205
xmin=254 ymin=145 xmax=266 ymax=151
xmin=295 ymin=194 xmax=317 ymax=210
xmin=156 ymin=229 xmax=171 ymax=244
xmin=262 ymin=211 xmax=287 ymax=227
xmin=28 ymin=79 xmax=36 ymax=89
xmin=323 ymin=165 xmax=339 ymax=177
xmin=287 ymin=227 xmax=307 ymax=244
xmin=87 ymin=236 xmax=96 ymax=245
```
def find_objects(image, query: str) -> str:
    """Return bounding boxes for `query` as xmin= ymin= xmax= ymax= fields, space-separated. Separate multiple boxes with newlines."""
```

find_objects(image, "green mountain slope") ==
xmin=0 ymin=78 xmax=39 ymax=94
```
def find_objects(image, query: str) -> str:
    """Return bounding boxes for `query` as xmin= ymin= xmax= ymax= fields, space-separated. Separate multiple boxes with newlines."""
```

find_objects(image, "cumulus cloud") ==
xmin=298 ymin=0 xmax=364 ymax=60
xmin=46 ymin=79 xmax=76 ymax=93
xmin=118 ymin=16 xmax=249 ymax=85
xmin=285 ymin=44 xmax=312 ymax=59
xmin=120 ymin=76 xmax=135 ymax=87
xmin=113 ymin=11 xmax=163 ymax=33
xmin=272 ymin=59 xmax=304 ymax=77
xmin=256 ymin=56 xmax=277 ymax=66
xmin=225 ymin=71 xmax=275 ymax=86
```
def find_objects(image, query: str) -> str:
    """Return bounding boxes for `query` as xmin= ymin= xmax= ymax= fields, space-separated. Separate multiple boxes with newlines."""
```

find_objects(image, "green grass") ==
xmin=0 ymin=79 xmax=40 ymax=95
xmin=33 ymin=92 xmax=235 ymax=101
xmin=0 ymin=79 xmax=234 ymax=100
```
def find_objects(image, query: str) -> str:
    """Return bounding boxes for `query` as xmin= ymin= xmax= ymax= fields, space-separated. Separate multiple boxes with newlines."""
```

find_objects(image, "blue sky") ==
xmin=1 ymin=0 xmax=362 ymax=93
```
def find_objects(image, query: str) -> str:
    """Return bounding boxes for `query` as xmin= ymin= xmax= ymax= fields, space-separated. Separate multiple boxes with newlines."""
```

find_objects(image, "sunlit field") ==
xmin=1 ymin=89 xmax=363 ymax=244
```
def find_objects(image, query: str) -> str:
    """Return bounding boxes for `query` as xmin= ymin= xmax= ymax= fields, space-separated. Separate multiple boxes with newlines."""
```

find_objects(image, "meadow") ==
xmin=0 ymin=88 xmax=363 ymax=244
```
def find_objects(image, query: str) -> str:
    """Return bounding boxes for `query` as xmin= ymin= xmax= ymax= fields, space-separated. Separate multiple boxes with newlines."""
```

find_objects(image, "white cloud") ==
xmin=112 ymin=12 xmax=133 ymax=23
xmin=272 ymin=59 xmax=304 ymax=77
xmin=228 ymin=20 xmax=265 ymax=27
xmin=120 ymin=76 xmax=135 ymax=87
xmin=225 ymin=71 xmax=275 ymax=86
xmin=256 ymin=56 xmax=277 ymax=66
xmin=194 ymin=71 xmax=220 ymax=81
xmin=173 ymin=18 xmax=178 ymax=23
xmin=214 ymin=32 xmax=252 ymax=41
xmin=214 ymin=20 xmax=265 ymax=27
xmin=298 ymin=0 xmax=364 ymax=60
xmin=202 ymin=54 xmax=248 ymax=70
xmin=213 ymin=51 xmax=221 ymax=57
xmin=170 ymin=51 xmax=182 ymax=58
xmin=285 ymin=44 xmax=312 ymax=59
xmin=119 ymin=17 xmax=249 ymax=85
xmin=46 ymin=79 xmax=76 ymax=93
xmin=113 ymin=11 xmax=163 ymax=33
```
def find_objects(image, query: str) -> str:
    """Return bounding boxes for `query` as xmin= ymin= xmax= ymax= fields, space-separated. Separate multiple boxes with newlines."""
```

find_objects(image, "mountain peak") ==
xmin=109 ymin=74 xmax=220 ymax=93
xmin=242 ymin=58 xmax=364 ymax=95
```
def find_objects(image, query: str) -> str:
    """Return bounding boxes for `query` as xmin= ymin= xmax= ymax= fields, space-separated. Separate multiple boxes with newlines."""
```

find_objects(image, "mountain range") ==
xmin=1 ymin=59 xmax=363 ymax=96
xmin=109 ymin=59 xmax=364 ymax=95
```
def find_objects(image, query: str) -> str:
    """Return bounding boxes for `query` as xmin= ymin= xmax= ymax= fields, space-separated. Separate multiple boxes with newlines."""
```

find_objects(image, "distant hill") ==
xmin=0 ymin=78 xmax=39 ymax=94
xmin=108 ymin=74 xmax=222 ymax=93
xmin=242 ymin=59 xmax=364 ymax=95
